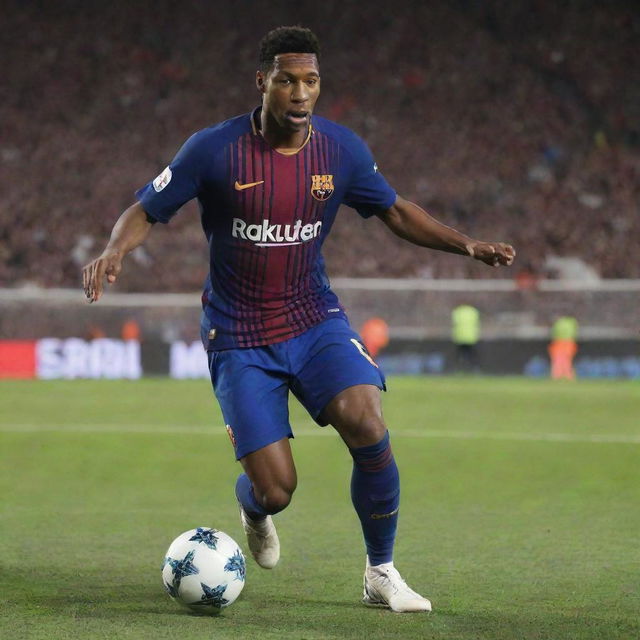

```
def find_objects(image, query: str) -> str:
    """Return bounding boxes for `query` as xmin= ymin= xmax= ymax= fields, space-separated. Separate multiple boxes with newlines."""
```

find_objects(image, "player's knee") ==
xmin=335 ymin=413 xmax=387 ymax=449
xmin=259 ymin=485 xmax=295 ymax=514
xmin=326 ymin=388 xmax=386 ymax=445
xmin=352 ymin=415 xmax=387 ymax=444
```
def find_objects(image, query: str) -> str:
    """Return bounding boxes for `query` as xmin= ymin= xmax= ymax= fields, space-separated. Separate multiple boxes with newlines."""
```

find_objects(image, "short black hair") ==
xmin=259 ymin=26 xmax=320 ymax=70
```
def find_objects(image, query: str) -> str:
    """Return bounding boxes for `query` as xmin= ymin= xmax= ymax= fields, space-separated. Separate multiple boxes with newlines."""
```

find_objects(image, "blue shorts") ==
xmin=207 ymin=317 xmax=386 ymax=460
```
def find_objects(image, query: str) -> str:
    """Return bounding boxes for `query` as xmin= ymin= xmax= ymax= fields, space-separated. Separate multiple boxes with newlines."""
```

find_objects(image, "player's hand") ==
xmin=466 ymin=242 xmax=516 ymax=267
xmin=82 ymin=250 xmax=123 ymax=303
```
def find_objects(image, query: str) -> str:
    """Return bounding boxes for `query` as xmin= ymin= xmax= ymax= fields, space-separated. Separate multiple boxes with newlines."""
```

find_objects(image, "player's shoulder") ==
xmin=311 ymin=116 xmax=374 ymax=167
xmin=185 ymin=113 xmax=253 ymax=149
xmin=312 ymin=115 xmax=366 ymax=148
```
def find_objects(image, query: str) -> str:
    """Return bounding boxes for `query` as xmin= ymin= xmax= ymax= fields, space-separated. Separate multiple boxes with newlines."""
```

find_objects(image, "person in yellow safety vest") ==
xmin=548 ymin=316 xmax=578 ymax=380
xmin=451 ymin=304 xmax=480 ymax=371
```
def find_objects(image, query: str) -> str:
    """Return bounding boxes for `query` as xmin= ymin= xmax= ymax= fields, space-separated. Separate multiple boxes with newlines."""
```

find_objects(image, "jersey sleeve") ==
xmin=343 ymin=134 xmax=397 ymax=218
xmin=135 ymin=130 xmax=210 ymax=223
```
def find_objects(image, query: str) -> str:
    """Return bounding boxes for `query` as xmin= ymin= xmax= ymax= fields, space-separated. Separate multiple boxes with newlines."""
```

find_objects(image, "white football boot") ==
xmin=363 ymin=558 xmax=432 ymax=612
xmin=238 ymin=504 xmax=280 ymax=569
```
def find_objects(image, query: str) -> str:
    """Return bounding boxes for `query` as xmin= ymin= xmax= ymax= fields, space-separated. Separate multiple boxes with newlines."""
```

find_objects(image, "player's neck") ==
xmin=259 ymin=110 xmax=309 ymax=154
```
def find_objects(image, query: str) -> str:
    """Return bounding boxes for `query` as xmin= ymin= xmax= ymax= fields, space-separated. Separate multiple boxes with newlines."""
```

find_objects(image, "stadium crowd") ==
xmin=2 ymin=0 xmax=639 ymax=291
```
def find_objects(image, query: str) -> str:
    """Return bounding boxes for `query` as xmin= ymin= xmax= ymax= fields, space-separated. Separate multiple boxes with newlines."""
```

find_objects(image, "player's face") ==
xmin=257 ymin=53 xmax=320 ymax=133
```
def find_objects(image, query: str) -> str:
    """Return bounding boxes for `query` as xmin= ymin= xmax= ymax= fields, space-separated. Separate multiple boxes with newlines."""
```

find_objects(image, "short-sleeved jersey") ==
xmin=135 ymin=108 xmax=396 ymax=350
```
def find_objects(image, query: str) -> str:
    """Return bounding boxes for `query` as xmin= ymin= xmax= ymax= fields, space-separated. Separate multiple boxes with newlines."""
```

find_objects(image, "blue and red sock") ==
xmin=349 ymin=430 xmax=399 ymax=566
xmin=235 ymin=473 xmax=267 ymax=520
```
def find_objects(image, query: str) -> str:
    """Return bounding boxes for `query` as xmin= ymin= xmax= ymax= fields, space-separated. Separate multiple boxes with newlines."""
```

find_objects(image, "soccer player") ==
xmin=83 ymin=26 xmax=515 ymax=613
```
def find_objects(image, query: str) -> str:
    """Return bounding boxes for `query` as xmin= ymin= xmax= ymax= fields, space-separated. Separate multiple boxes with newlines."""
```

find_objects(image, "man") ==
xmin=451 ymin=304 xmax=481 ymax=372
xmin=548 ymin=316 xmax=578 ymax=380
xmin=83 ymin=26 xmax=515 ymax=613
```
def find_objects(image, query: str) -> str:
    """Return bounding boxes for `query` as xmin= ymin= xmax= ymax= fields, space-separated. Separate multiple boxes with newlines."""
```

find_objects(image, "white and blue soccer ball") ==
xmin=162 ymin=527 xmax=246 ymax=612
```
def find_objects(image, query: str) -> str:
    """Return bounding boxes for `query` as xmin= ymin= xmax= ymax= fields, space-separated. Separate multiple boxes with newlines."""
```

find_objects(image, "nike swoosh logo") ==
xmin=370 ymin=507 xmax=399 ymax=520
xmin=235 ymin=180 xmax=264 ymax=191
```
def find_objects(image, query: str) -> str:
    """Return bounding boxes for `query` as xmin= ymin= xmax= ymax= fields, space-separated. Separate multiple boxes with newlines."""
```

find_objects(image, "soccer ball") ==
xmin=162 ymin=527 xmax=246 ymax=612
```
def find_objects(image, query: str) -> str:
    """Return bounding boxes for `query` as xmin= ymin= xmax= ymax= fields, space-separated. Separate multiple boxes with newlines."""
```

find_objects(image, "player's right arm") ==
xmin=82 ymin=202 xmax=153 ymax=303
xmin=83 ymin=128 xmax=212 ymax=302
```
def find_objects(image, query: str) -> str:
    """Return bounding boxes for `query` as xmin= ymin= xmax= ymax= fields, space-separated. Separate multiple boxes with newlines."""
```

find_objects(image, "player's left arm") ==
xmin=378 ymin=196 xmax=515 ymax=267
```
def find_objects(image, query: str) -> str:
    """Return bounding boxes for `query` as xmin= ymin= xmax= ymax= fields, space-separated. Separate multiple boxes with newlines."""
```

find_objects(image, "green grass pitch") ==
xmin=1 ymin=377 xmax=639 ymax=640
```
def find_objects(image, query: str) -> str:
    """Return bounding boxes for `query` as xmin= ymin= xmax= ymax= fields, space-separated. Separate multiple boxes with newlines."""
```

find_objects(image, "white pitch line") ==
xmin=0 ymin=424 xmax=639 ymax=444
xmin=398 ymin=429 xmax=640 ymax=444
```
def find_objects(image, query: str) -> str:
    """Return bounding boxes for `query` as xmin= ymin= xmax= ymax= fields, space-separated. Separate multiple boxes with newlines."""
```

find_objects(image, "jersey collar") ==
xmin=250 ymin=106 xmax=313 ymax=156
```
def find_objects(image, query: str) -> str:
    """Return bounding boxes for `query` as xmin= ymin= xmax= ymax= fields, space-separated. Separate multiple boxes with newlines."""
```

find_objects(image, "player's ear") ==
xmin=256 ymin=71 xmax=266 ymax=94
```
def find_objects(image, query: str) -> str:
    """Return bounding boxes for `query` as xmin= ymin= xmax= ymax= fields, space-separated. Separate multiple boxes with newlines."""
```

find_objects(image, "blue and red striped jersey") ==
xmin=136 ymin=108 xmax=396 ymax=350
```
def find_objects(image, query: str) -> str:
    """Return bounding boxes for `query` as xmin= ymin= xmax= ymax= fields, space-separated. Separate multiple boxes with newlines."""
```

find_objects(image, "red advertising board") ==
xmin=0 ymin=341 xmax=37 ymax=379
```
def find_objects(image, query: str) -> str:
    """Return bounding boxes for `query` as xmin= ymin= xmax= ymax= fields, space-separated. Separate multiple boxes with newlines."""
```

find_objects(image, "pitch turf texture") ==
xmin=1 ymin=378 xmax=638 ymax=640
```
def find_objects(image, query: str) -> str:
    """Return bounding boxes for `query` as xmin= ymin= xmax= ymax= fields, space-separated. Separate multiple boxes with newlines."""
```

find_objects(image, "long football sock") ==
xmin=349 ymin=430 xmax=399 ymax=566
xmin=235 ymin=473 xmax=268 ymax=520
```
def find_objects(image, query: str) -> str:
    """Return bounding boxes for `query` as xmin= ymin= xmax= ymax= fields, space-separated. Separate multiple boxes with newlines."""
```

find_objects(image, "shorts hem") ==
xmin=234 ymin=431 xmax=294 ymax=461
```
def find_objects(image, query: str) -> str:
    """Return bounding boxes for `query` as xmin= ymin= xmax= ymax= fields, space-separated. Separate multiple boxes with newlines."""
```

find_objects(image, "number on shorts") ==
xmin=350 ymin=338 xmax=379 ymax=368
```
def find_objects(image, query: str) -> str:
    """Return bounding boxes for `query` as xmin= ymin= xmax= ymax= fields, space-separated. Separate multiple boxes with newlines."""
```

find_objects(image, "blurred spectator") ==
xmin=121 ymin=319 xmax=141 ymax=341
xmin=515 ymin=263 xmax=540 ymax=291
xmin=86 ymin=325 xmax=106 ymax=340
xmin=548 ymin=316 xmax=578 ymax=380
xmin=361 ymin=317 xmax=390 ymax=358
xmin=451 ymin=304 xmax=480 ymax=371
xmin=2 ymin=1 xmax=638 ymax=291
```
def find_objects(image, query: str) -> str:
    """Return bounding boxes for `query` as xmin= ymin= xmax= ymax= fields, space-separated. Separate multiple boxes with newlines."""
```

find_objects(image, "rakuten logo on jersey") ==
xmin=232 ymin=218 xmax=322 ymax=247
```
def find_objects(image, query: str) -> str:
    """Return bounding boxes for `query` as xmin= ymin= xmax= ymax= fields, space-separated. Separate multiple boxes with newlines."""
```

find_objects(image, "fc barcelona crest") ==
xmin=311 ymin=174 xmax=334 ymax=201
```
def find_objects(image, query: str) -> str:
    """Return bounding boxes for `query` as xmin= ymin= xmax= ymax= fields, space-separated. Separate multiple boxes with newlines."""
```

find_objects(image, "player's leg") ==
xmin=321 ymin=385 xmax=429 ymax=612
xmin=290 ymin=319 xmax=430 ymax=612
xmin=320 ymin=384 xmax=399 ymax=565
xmin=235 ymin=438 xmax=296 ymax=569
xmin=208 ymin=347 xmax=295 ymax=569
xmin=320 ymin=384 xmax=396 ymax=558
xmin=237 ymin=437 xmax=297 ymax=517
